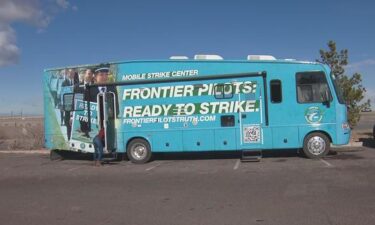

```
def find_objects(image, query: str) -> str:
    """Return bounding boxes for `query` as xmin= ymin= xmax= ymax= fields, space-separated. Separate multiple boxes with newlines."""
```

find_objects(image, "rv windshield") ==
xmin=331 ymin=73 xmax=345 ymax=104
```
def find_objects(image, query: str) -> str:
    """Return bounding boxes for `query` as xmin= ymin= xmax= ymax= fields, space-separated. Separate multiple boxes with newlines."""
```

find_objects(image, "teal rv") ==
xmin=43 ymin=55 xmax=350 ymax=163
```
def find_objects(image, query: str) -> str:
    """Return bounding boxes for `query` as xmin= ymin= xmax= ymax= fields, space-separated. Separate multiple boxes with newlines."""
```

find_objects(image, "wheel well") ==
xmin=304 ymin=130 xmax=332 ymax=143
xmin=126 ymin=137 xmax=150 ymax=151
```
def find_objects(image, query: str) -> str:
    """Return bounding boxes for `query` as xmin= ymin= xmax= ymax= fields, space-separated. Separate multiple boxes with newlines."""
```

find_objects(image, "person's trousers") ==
xmin=93 ymin=136 xmax=104 ymax=161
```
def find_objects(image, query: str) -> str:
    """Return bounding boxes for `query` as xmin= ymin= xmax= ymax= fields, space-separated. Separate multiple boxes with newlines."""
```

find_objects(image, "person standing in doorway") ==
xmin=91 ymin=65 xmax=112 ymax=166
xmin=89 ymin=65 xmax=119 ymax=165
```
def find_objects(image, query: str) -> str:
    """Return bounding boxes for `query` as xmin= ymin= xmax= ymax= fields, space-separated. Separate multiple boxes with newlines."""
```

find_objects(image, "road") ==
xmin=1 ymin=148 xmax=375 ymax=225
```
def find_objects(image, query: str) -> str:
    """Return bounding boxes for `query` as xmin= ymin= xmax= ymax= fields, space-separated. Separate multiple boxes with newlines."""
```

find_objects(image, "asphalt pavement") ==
xmin=1 ymin=147 xmax=375 ymax=225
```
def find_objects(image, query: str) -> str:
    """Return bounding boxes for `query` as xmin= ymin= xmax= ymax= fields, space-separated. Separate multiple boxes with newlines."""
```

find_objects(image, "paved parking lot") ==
xmin=1 ymin=147 xmax=375 ymax=225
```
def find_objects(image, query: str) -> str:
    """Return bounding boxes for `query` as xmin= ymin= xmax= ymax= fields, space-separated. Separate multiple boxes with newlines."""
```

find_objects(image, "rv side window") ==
xmin=221 ymin=115 xmax=235 ymax=127
xmin=270 ymin=80 xmax=282 ymax=103
xmin=214 ymin=84 xmax=233 ymax=99
xmin=296 ymin=72 xmax=332 ymax=103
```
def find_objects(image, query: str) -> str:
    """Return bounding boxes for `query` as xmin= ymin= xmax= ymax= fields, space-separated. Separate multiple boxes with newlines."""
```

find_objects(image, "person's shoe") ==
xmin=97 ymin=160 xmax=103 ymax=167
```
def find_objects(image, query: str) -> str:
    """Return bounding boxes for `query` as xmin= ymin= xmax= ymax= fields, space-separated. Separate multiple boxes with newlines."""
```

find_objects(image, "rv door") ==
xmin=97 ymin=92 xmax=117 ymax=152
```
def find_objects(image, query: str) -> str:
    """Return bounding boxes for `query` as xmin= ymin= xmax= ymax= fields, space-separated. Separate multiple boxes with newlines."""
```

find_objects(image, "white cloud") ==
xmin=0 ymin=0 xmax=74 ymax=67
xmin=345 ymin=59 xmax=375 ymax=108
xmin=56 ymin=0 xmax=70 ymax=10
xmin=0 ymin=0 xmax=50 ymax=28
xmin=0 ymin=24 xmax=19 ymax=67
xmin=345 ymin=59 xmax=375 ymax=71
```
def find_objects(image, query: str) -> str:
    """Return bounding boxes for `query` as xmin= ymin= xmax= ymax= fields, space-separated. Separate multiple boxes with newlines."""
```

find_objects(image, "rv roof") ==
xmin=45 ymin=58 xmax=320 ymax=72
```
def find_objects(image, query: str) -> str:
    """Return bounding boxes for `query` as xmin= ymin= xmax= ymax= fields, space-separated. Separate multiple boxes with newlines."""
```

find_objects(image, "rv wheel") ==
xmin=302 ymin=132 xmax=330 ymax=159
xmin=127 ymin=139 xmax=152 ymax=164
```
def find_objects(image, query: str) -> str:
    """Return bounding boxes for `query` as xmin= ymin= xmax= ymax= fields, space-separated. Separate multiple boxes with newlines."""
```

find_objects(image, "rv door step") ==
xmin=241 ymin=150 xmax=262 ymax=162
xmin=102 ymin=152 xmax=119 ymax=162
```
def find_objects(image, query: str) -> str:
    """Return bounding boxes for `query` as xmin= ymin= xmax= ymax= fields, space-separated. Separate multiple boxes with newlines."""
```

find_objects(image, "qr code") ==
xmin=243 ymin=125 xmax=261 ymax=143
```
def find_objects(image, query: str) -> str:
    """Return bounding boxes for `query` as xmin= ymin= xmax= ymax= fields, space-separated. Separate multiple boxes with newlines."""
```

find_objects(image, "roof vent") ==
xmin=194 ymin=54 xmax=223 ymax=60
xmin=169 ymin=56 xmax=189 ymax=60
xmin=247 ymin=55 xmax=276 ymax=60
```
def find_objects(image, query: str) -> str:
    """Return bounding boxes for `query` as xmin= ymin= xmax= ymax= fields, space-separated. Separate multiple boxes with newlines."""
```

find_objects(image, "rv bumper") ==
xmin=334 ymin=123 xmax=351 ymax=145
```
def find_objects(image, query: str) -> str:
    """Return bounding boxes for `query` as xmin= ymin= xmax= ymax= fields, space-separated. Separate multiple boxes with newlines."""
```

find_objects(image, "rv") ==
xmin=43 ymin=55 xmax=350 ymax=163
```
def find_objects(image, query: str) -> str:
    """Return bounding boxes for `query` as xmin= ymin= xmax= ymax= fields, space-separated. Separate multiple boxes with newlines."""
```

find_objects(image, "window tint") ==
xmin=296 ymin=72 xmax=331 ymax=103
xmin=214 ymin=84 xmax=233 ymax=99
xmin=221 ymin=115 xmax=235 ymax=127
xmin=331 ymin=74 xmax=345 ymax=104
xmin=270 ymin=80 xmax=282 ymax=103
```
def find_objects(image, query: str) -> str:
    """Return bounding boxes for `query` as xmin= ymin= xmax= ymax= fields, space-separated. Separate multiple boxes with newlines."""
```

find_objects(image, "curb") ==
xmin=0 ymin=150 xmax=49 ymax=154
xmin=331 ymin=142 xmax=363 ymax=148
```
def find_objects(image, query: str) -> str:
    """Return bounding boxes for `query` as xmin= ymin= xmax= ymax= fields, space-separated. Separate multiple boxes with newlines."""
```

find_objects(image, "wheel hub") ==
xmin=307 ymin=136 xmax=326 ymax=155
xmin=132 ymin=145 xmax=146 ymax=160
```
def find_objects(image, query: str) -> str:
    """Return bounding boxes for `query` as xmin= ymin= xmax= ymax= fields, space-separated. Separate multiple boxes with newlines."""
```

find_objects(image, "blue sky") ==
xmin=0 ymin=0 xmax=374 ymax=115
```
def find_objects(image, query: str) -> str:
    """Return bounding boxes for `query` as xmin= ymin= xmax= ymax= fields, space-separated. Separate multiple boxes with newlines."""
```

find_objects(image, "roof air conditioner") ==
xmin=194 ymin=54 xmax=224 ymax=60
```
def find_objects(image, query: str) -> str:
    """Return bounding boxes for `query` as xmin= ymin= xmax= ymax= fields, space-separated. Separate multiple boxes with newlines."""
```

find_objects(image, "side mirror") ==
xmin=63 ymin=93 xmax=74 ymax=111
xmin=323 ymin=100 xmax=330 ymax=108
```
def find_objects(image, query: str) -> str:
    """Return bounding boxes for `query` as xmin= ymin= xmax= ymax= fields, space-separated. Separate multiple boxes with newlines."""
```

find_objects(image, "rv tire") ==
xmin=302 ymin=132 xmax=330 ymax=159
xmin=127 ymin=139 xmax=152 ymax=164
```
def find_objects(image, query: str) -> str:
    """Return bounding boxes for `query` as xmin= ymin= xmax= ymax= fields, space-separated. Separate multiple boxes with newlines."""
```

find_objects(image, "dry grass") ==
xmin=0 ymin=117 xmax=44 ymax=150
